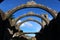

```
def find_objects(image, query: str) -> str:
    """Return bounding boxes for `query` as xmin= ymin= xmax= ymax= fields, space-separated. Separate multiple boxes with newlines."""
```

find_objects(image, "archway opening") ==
xmin=13 ymin=8 xmax=53 ymax=20
xmin=19 ymin=21 xmax=42 ymax=37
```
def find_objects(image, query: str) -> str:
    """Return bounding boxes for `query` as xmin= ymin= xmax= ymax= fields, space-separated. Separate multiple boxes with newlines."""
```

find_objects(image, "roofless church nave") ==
xmin=0 ymin=0 xmax=60 ymax=40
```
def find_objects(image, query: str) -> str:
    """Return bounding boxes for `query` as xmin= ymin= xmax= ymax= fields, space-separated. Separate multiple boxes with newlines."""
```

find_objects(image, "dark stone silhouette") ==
xmin=0 ymin=12 xmax=26 ymax=40
xmin=0 ymin=12 xmax=4 ymax=40
xmin=0 ymin=0 xmax=4 ymax=3
xmin=36 ymin=13 xmax=60 ymax=40
xmin=0 ymin=14 xmax=18 ymax=40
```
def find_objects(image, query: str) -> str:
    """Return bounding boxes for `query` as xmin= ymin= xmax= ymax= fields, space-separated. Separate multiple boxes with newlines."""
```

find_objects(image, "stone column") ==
xmin=41 ymin=14 xmax=48 ymax=28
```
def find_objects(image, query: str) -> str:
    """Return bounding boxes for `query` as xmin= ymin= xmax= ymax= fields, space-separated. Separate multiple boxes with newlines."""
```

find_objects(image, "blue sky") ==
xmin=0 ymin=0 xmax=60 ymax=37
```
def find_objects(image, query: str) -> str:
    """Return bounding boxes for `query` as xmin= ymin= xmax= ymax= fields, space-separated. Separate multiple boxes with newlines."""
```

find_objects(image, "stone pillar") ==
xmin=41 ymin=14 xmax=48 ymax=28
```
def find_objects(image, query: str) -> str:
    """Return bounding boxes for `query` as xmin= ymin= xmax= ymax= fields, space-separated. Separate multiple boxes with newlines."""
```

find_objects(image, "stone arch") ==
xmin=13 ymin=18 xmax=43 ymax=37
xmin=5 ymin=1 xmax=58 ymax=20
xmin=11 ymin=12 xmax=49 ymax=26
xmin=16 ymin=18 xmax=43 ymax=31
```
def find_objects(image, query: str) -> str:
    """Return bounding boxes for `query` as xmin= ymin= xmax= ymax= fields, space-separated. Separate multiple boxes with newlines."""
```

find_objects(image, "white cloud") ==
xmin=35 ymin=26 xmax=42 ymax=32
xmin=36 ymin=27 xmax=40 ymax=32
xmin=21 ymin=22 xmax=33 ymax=27
xmin=17 ymin=20 xmax=42 ymax=32
xmin=17 ymin=20 xmax=33 ymax=27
